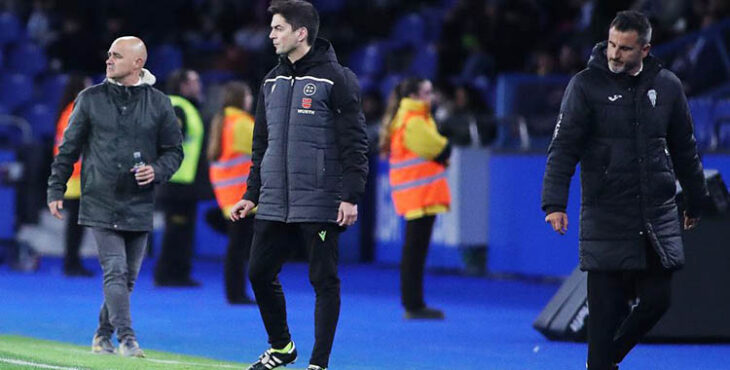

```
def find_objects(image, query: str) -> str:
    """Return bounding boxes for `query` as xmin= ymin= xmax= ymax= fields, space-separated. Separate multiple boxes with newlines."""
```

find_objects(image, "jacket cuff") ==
xmin=544 ymin=206 xmax=566 ymax=215
xmin=242 ymin=189 xmax=259 ymax=205
xmin=433 ymin=142 xmax=452 ymax=165
xmin=47 ymin=189 xmax=64 ymax=204
xmin=342 ymin=192 xmax=360 ymax=205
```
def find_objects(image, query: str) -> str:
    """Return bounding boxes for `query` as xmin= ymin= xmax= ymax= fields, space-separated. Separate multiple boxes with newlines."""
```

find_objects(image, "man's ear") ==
xmin=641 ymin=43 xmax=651 ymax=58
xmin=298 ymin=27 xmax=308 ymax=44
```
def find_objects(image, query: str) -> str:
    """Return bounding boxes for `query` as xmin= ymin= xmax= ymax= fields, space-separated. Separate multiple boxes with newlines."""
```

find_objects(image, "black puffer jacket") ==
xmin=48 ymin=72 xmax=183 ymax=231
xmin=243 ymin=38 xmax=369 ymax=223
xmin=541 ymin=42 xmax=708 ymax=271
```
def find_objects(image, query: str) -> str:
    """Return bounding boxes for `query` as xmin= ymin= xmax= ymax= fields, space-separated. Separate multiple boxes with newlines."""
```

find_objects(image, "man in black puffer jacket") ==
xmin=48 ymin=36 xmax=182 ymax=358
xmin=541 ymin=11 xmax=708 ymax=370
xmin=229 ymin=1 xmax=368 ymax=370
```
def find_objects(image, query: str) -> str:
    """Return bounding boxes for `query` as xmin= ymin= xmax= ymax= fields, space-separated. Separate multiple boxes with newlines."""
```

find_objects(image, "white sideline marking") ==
xmin=145 ymin=358 xmax=241 ymax=368
xmin=0 ymin=357 xmax=81 ymax=370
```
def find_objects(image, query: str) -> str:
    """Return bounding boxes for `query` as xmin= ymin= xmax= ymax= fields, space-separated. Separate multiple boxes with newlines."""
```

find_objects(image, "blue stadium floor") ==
xmin=1 ymin=256 xmax=728 ymax=369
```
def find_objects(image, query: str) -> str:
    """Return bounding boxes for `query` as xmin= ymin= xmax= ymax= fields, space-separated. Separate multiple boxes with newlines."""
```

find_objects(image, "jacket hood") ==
xmin=280 ymin=38 xmax=338 ymax=70
xmin=587 ymin=41 xmax=662 ymax=77
xmin=106 ymin=68 xmax=157 ymax=86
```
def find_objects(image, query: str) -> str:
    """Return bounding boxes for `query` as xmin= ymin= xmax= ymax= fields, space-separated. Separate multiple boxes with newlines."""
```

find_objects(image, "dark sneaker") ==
xmin=227 ymin=295 xmax=256 ymax=305
xmin=154 ymin=278 xmax=201 ymax=287
xmin=247 ymin=342 xmax=297 ymax=370
xmin=118 ymin=338 xmax=145 ymax=358
xmin=307 ymin=365 xmax=327 ymax=370
xmin=404 ymin=306 xmax=445 ymax=320
xmin=91 ymin=334 xmax=115 ymax=354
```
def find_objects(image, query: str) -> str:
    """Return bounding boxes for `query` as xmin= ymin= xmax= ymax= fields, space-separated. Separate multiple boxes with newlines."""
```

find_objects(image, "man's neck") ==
xmin=629 ymin=62 xmax=644 ymax=76
xmin=115 ymin=71 xmax=142 ymax=86
xmin=287 ymin=44 xmax=312 ymax=64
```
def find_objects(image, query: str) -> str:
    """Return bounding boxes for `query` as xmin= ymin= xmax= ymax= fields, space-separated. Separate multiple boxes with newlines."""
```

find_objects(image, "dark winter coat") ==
xmin=243 ymin=38 xmax=369 ymax=223
xmin=48 ymin=72 xmax=183 ymax=231
xmin=541 ymin=42 xmax=708 ymax=271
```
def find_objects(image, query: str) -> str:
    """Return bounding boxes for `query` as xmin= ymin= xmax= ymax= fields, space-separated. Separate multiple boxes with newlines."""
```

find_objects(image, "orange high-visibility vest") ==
xmin=54 ymin=102 xmax=82 ymax=199
xmin=209 ymin=107 xmax=254 ymax=216
xmin=388 ymin=104 xmax=451 ymax=216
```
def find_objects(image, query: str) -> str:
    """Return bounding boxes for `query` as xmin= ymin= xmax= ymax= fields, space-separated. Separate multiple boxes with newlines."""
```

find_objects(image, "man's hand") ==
xmin=230 ymin=199 xmax=256 ymax=221
xmin=337 ymin=201 xmax=357 ymax=227
xmin=48 ymin=200 xmax=64 ymax=220
xmin=131 ymin=165 xmax=155 ymax=186
xmin=683 ymin=211 xmax=700 ymax=230
xmin=545 ymin=211 xmax=568 ymax=235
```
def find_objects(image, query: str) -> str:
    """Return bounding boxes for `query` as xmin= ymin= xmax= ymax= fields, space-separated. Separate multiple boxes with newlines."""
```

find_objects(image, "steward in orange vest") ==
xmin=54 ymin=102 xmax=82 ymax=199
xmin=209 ymin=106 xmax=254 ymax=217
xmin=387 ymin=97 xmax=451 ymax=219
xmin=380 ymin=78 xmax=451 ymax=320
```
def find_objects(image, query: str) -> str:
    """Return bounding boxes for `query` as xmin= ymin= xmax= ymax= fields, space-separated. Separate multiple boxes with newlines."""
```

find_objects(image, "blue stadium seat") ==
xmin=0 ymin=73 xmax=33 ymax=111
xmin=7 ymin=42 xmax=47 ymax=77
xmin=0 ymin=104 xmax=8 ymax=115
xmin=147 ymin=44 xmax=183 ymax=83
xmin=420 ymin=7 xmax=444 ymax=43
xmin=379 ymin=74 xmax=403 ymax=101
xmin=349 ymin=42 xmax=386 ymax=78
xmin=19 ymin=103 xmax=57 ymax=141
xmin=712 ymin=99 xmax=730 ymax=149
xmin=407 ymin=44 xmax=438 ymax=80
xmin=357 ymin=75 xmax=376 ymax=95
xmin=39 ymin=74 xmax=69 ymax=107
xmin=0 ymin=48 xmax=4 ymax=69
xmin=0 ymin=12 xmax=22 ymax=46
xmin=688 ymin=98 xmax=715 ymax=151
xmin=390 ymin=13 xmax=425 ymax=48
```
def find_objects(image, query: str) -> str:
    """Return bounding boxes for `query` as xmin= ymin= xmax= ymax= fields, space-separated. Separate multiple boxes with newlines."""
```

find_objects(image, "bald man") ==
xmin=48 ymin=36 xmax=183 ymax=357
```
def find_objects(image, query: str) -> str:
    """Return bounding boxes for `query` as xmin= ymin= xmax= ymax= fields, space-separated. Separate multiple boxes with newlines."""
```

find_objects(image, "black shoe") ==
xmin=154 ymin=278 xmax=201 ymax=287
xmin=247 ymin=342 xmax=297 ymax=370
xmin=227 ymin=295 xmax=256 ymax=305
xmin=404 ymin=306 xmax=445 ymax=320
xmin=64 ymin=264 xmax=94 ymax=277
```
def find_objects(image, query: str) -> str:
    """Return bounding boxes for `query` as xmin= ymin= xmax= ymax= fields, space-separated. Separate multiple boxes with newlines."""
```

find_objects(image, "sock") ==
xmin=271 ymin=341 xmax=294 ymax=353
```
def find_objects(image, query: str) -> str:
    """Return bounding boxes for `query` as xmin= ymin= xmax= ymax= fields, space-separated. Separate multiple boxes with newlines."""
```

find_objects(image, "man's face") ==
xmin=181 ymin=71 xmax=202 ymax=100
xmin=105 ymin=40 xmax=139 ymax=80
xmin=607 ymin=27 xmax=649 ymax=74
xmin=269 ymin=14 xmax=303 ymax=56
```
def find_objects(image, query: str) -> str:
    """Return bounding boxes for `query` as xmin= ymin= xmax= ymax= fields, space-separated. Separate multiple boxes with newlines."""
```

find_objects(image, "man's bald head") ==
xmin=112 ymin=36 xmax=147 ymax=64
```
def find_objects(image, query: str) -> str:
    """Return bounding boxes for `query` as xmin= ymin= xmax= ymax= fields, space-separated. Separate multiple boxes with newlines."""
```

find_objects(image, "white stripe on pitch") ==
xmin=0 ymin=357 xmax=81 ymax=370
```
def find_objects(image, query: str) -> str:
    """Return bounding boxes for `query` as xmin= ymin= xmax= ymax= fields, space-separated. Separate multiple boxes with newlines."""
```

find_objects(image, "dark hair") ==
xmin=57 ymin=74 xmax=89 ymax=119
xmin=207 ymin=81 xmax=253 ymax=161
xmin=378 ymin=77 xmax=428 ymax=155
xmin=166 ymin=68 xmax=195 ymax=95
xmin=610 ymin=10 xmax=652 ymax=45
xmin=268 ymin=0 xmax=319 ymax=46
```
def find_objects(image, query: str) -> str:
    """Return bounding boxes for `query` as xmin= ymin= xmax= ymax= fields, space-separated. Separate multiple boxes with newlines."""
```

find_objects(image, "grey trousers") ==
xmin=91 ymin=227 xmax=148 ymax=341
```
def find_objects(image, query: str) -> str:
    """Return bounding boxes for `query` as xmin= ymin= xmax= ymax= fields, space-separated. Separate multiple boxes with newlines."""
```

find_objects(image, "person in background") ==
xmin=53 ymin=74 xmax=93 ymax=277
xmin=379 ymin=77 xmax=451 ymax=320
xmin=47 ymin=36 xmax=183 ymax=357
xmin=207 ymin=81 xmax=256 ymax=305
xmin=154 ymin=68 xmax=206 ymax=287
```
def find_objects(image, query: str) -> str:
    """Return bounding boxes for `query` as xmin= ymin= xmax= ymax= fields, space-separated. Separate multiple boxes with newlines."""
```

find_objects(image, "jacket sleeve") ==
xmin=151 ymin=95 xmax=184 ymax=183
xmin=243 ymin=85 xmax=268 ymax=204
xmin=402 ymin=116 xmax=451 ymax=163
xmin=667 ymin=85 xmax=709 ymax=218
xmin=47 ymin=94 xmax=90 ymax=203
xmin=541 ymin=75 xmax=591 ymax=214
xmin=332 ymin=68 xmax=369 ymax=204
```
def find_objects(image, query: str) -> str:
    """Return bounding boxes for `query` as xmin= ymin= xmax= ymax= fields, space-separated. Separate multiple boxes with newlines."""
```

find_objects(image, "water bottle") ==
xmin=133 ymin=151 xmax=145 ymax=170
xmin=132 ymin=151 xmax=147 ymax=188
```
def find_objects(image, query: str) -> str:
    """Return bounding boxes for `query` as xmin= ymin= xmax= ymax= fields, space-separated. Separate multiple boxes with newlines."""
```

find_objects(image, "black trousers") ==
xmin=63 ymin=198 xmax=85 ymax=268
xmin=586 ymin=241 xmax=673 ymax=370
xmin=155 ymin=201 xmax=197 ymax=282
xmin=401 ymin=215 xmax=436 ymax=311
xmin=248 ymin=219 xmax=340 ymax=368
xmin=225 ymin=216 xmax=254 ymax=300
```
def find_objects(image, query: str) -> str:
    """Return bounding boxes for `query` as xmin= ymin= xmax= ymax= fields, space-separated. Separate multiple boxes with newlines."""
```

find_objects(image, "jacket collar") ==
xmin=399 ymin=97 xmax=429 ymax=113
xmin=106 ymin=68 xmax=157 ymax=87
xmin=587 ymin=41 xmax=662 ymax=83
xmin=279 ymin=38 xmax=338 ymax=72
